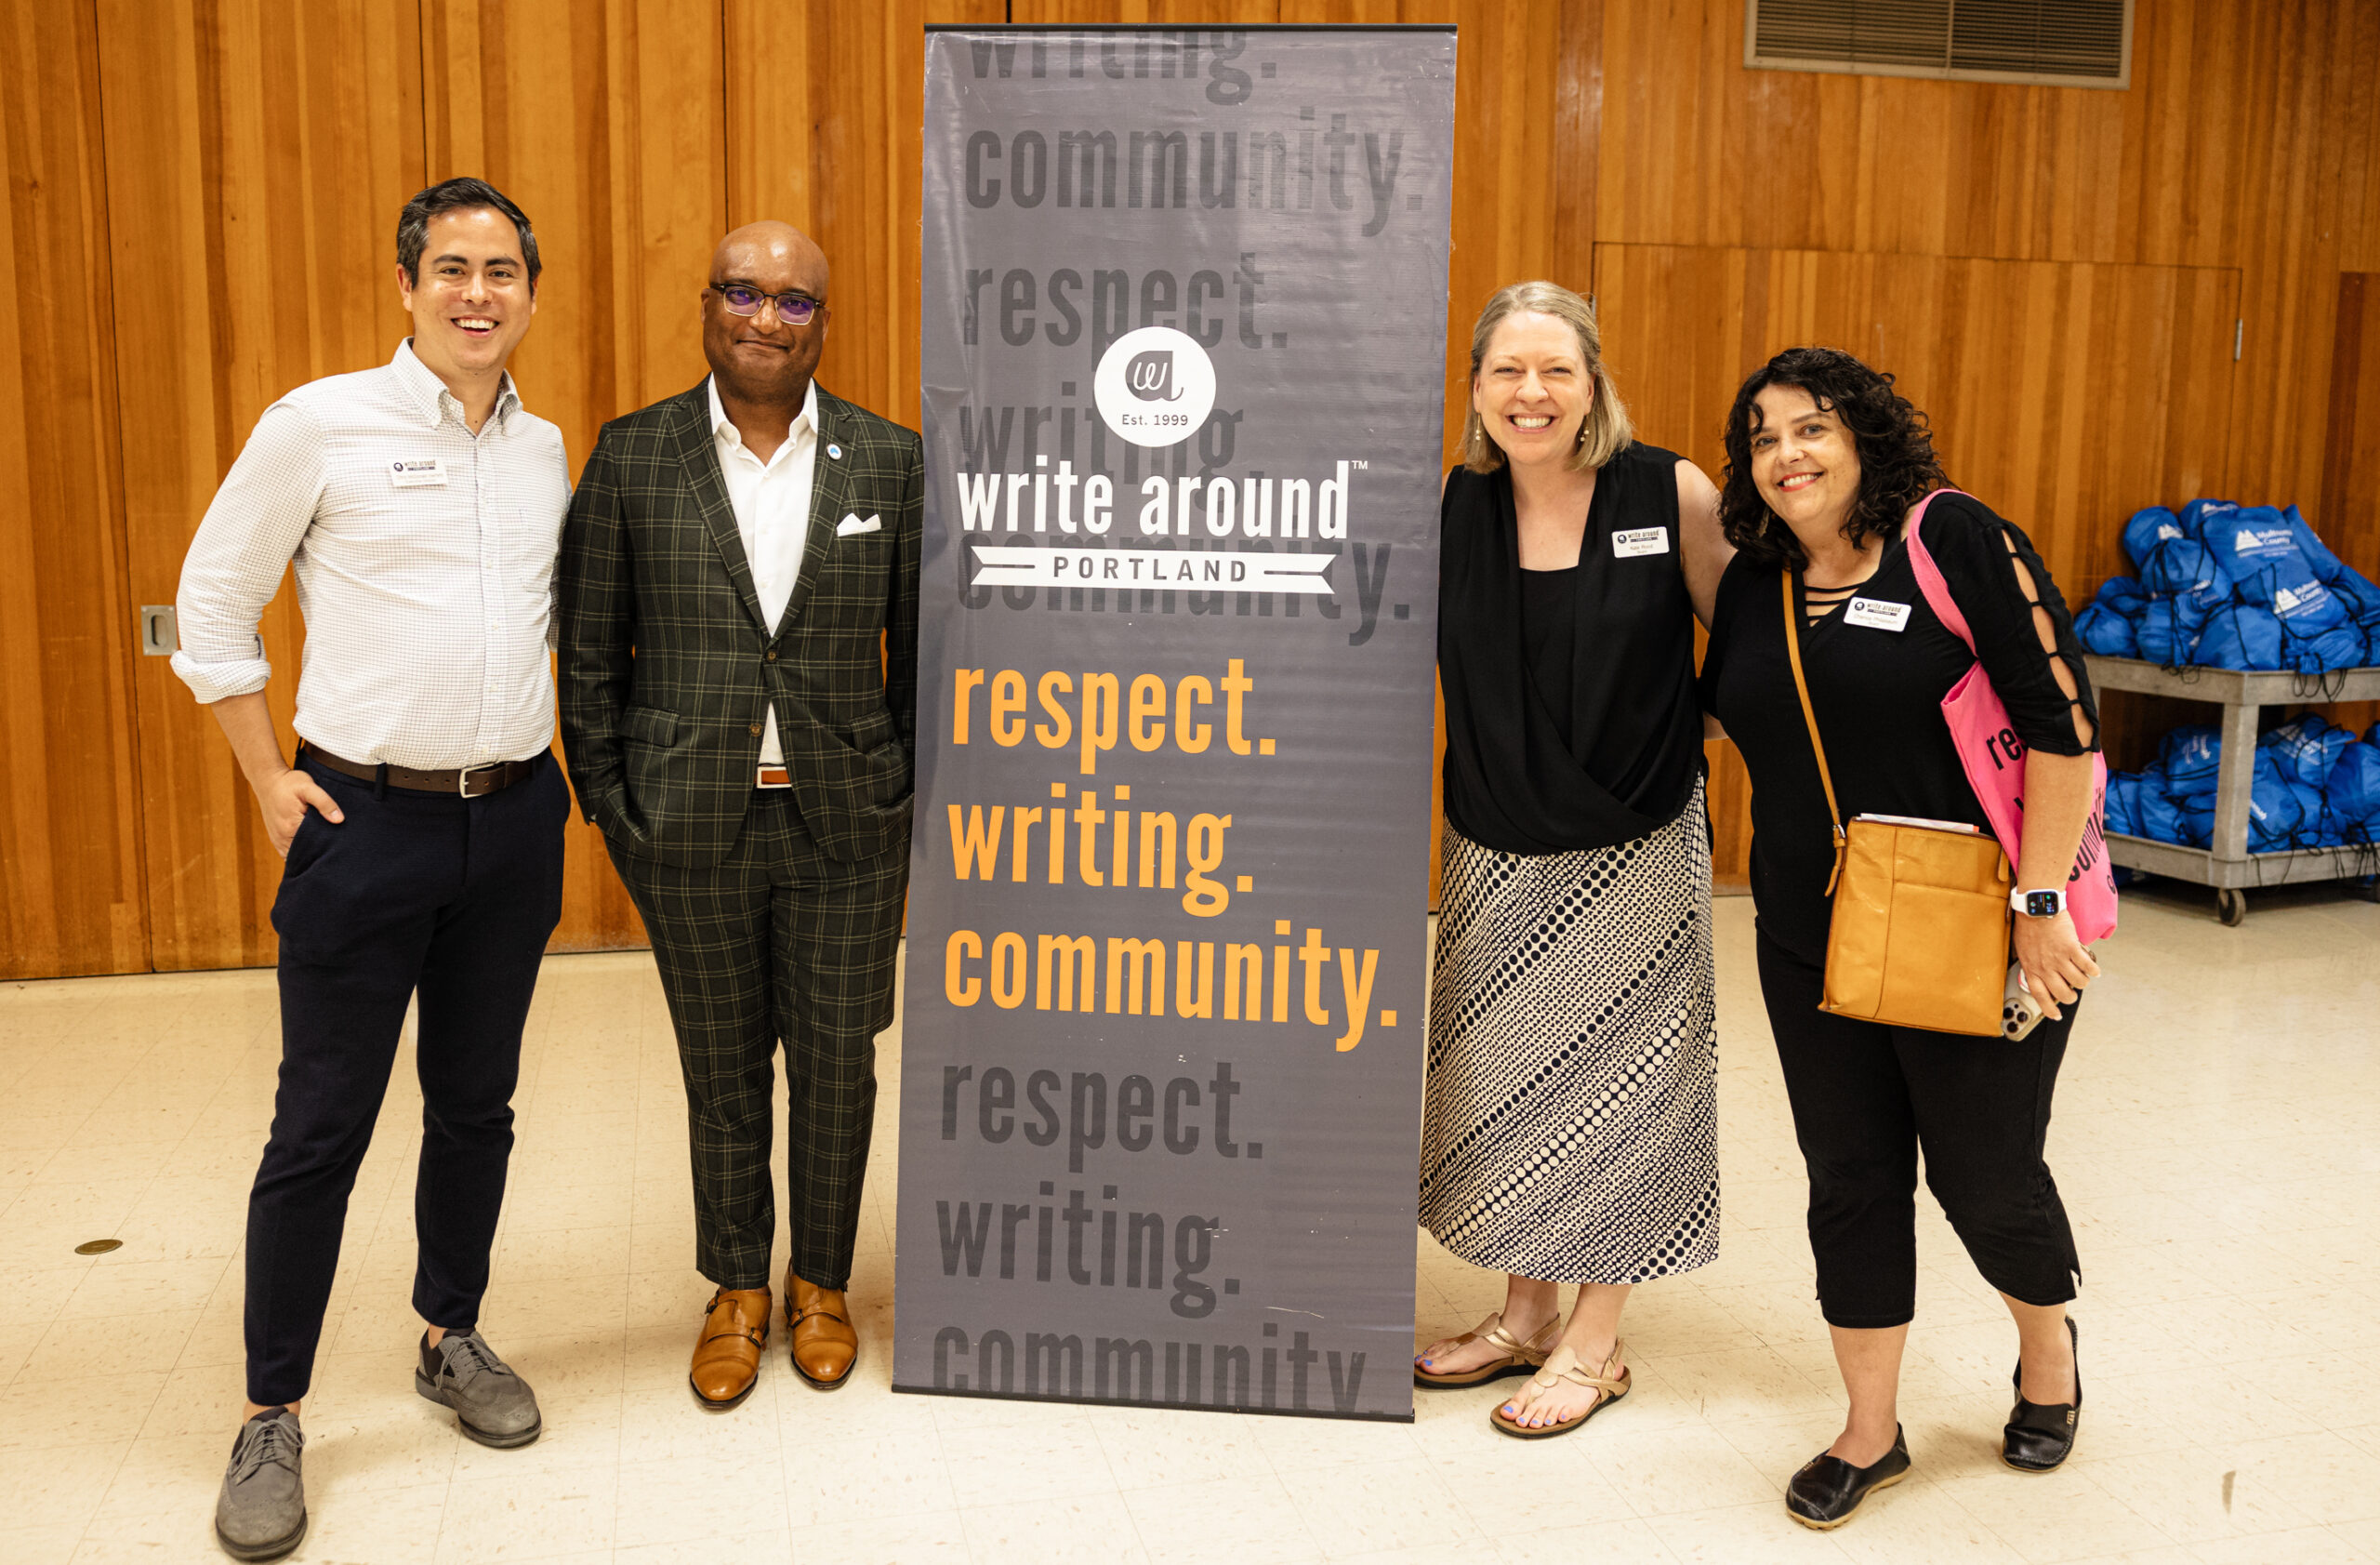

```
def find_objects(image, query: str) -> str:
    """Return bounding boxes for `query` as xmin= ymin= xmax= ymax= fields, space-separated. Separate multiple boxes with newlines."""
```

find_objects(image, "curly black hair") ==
xmin=1717 ymin=346 xmax=1949 ymax=570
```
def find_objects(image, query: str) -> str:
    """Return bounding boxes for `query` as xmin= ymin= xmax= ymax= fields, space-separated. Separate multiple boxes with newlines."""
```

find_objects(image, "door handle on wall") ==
xmin=139 ymin=604 xmax=178 ymax=656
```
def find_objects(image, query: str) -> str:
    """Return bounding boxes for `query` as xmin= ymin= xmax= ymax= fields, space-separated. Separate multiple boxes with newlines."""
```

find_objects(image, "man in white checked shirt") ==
xmin=172 ymin=178 xmax=570 ymax=1563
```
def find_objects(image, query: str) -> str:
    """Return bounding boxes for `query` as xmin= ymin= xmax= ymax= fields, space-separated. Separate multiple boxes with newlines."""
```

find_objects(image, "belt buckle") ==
xmin=459 ymin=763 xmax=498 ymax=798
xmin=757 ymin=765 xmax=792 ymax=789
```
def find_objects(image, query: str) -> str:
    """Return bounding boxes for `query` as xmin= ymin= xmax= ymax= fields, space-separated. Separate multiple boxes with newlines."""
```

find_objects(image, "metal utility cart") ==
xmin=2086 ymin=656 xmax=2380 ymax=925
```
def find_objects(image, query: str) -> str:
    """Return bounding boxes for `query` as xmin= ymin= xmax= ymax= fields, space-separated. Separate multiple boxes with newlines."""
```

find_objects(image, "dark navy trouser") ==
xmin=244 ymin=750 xmax=567 ymax=1405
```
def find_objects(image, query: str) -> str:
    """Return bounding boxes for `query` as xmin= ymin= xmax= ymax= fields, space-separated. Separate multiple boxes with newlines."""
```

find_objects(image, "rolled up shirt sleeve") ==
xmin=170 ymin=401 xmax=327 ymax=704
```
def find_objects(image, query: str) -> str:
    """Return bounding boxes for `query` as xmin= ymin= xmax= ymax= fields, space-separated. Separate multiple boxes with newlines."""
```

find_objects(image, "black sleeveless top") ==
xmin=1438 ymin=443 xmax=1703 ymax=855
xmin=1521 ymin=566 xmax=1581 ymax=752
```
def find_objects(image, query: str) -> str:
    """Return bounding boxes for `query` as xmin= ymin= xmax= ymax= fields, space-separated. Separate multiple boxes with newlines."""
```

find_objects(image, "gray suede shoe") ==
xmin=215 ymin=1407 xmax=306 ymax=1561
xmin=415 ymin=1329 xmax=542 ymax=1448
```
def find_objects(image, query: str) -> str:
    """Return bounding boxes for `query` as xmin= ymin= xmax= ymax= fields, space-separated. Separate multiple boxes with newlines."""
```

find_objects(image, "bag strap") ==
xmin=1901 ymin=488 xmax=1978 ymax=650
xmin=1780 ymin=572 xmax=1847 ymax=894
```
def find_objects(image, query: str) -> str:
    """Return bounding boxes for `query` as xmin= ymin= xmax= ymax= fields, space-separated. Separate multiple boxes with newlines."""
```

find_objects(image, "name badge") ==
xmin=1611 ymin=526 xmax=1669 ymax=558
xmin=1844 ymin=597 xmax=1911 ymax=631
xmin=389 ymin=458 xmax=447 ymax=488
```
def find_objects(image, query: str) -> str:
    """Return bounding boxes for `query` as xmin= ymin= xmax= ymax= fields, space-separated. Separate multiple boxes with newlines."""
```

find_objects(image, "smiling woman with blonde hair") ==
xmin=1414 ymin=281 xmax=1733 ymax=1438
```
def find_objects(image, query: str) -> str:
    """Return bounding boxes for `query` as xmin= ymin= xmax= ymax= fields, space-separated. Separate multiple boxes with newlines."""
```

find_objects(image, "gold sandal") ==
xmin=1490 ymin=1341 xmax=1629 ymax=1438
xmin=1412 ymin=1311 xmax=1561 ymax=1389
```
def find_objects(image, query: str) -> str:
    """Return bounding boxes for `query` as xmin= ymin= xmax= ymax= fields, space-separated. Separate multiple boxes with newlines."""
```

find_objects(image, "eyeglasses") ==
xmin=711 ymin=285 xmax=822 ymax=325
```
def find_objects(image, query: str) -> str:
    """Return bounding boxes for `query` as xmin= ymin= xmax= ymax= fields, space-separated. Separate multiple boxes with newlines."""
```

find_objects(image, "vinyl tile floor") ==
xmin=3 ymin=882 xmax=2378 ymax=1564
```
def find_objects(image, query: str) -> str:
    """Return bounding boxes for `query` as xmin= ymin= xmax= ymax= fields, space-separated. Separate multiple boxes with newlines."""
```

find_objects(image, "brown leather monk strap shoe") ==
xmin=689 ymin=1287 xmax=771 ymax=1410
xmin=786 ymin=1272 xmax=858 ymax=1391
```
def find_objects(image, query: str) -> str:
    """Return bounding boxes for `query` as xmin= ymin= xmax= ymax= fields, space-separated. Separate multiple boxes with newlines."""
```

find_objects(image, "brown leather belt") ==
xmin=302 ymin=742 xmax=537 ymax=798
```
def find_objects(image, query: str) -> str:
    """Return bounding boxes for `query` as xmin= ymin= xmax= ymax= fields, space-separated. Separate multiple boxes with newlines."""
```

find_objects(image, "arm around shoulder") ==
xmin=1673 ymin=458 xmax=1731 ymax=630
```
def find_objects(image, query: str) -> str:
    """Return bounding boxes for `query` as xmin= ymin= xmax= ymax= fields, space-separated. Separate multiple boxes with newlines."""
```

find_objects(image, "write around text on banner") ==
xmin=895 ymin=25 xmax=1456 ymax=1421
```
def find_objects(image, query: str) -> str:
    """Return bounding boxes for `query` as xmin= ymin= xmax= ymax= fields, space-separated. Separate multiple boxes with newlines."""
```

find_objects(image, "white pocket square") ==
xmin=837 ymin=512 xmax=881 ymax=537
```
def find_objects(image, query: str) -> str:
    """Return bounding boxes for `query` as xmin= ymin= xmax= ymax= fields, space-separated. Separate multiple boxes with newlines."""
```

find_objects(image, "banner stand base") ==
xmin=888 ymin=1382 xmax=1416 ymax=1425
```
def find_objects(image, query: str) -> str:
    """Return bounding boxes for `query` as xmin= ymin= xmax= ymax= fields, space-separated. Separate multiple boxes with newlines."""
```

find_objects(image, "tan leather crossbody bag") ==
xmin=1781 ymin=573 xmax=2013 ymax=1036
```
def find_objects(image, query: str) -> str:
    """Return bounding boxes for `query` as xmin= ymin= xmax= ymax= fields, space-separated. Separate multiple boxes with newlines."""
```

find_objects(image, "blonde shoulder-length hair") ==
xmin=1460 ymin=280 xmax=1633 ymax=473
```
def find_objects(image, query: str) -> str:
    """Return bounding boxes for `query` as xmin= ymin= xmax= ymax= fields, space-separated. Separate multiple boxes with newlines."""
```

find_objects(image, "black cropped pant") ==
xmin=1755 ymin=930 xmax=2081 ymax=1330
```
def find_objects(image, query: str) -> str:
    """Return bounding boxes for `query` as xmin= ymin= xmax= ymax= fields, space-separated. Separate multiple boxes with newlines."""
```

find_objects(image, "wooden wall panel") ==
xmin=2320 ymin=273 xmax=2380 ymax=581
xmin=0 ymin=0 xmax=148 ymax=979
xmin=1592 ymin=0 xmax=2380 ymax=880
xmin=1017 ymin=2 xmax=1278 ymax=23
xmin=1596 ymin=244 xmax=2241 ymax=880
xmin=1597 ymin=0 xmax=2380 ymax=548
xmin=9 ymin=0 xmax=2371 ymax=973
xmin=726 ymin=0 xmax=1006 ymax=430
xmin=2313 ymin=271 xmax=2380 ymax=745
xmin=1279 ymin=1 xmax=1593 ymax=901
xmin=1274 ymin=0 xmax=1598 ymax=468
xmin=424 ymin=0 xmax=727 ymax=952
xmin=1598 ymin=0 xmax=2374 ymax=272
xmin=99 ymin=0 xmax=425 ymax=971
xmin=2214 ymin=1 xmax=2380 ymax=510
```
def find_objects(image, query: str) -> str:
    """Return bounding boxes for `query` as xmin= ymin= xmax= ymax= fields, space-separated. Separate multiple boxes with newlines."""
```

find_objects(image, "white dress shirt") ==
xmin=172 ymin=340 xmax=572 ymax=770
xmin=707 ymin=376 xmax=818 ymax=766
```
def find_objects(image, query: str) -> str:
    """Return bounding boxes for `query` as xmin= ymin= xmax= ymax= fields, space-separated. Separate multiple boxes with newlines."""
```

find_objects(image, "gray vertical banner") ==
xmin=896 ymin=26 xmax=1454 ymax=1422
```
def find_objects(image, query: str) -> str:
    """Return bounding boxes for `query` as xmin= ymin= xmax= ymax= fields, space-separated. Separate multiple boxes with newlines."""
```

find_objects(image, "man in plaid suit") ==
xmin=558 ymin=221 xmax=920 ymax=1407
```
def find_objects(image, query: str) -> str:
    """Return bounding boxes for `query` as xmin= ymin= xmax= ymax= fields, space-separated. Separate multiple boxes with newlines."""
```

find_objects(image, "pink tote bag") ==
xmin=1904 ymin=491 xmax=2120 ymax=944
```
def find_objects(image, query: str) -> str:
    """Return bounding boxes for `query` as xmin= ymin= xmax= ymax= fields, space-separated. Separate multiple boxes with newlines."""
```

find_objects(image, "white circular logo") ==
xmin=1093 ymin=326 xmax=1215 ymax=448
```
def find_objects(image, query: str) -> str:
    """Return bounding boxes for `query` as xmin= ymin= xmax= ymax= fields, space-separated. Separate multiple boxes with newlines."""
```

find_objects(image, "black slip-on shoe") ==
xmin=2003 ymin=1315 xmax=2082 ymax=1473
xmin=1786 ymin=1425 xmax=1911 ymax=1531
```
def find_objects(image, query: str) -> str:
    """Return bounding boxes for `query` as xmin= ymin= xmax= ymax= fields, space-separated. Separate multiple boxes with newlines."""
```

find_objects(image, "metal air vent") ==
xmin=1747 ymin=0 xmax=2131 ymax=88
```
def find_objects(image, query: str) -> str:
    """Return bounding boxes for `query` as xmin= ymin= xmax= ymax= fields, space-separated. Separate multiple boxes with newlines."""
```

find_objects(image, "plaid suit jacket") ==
xmin=557 ymin=380 xmax=922 ymax=869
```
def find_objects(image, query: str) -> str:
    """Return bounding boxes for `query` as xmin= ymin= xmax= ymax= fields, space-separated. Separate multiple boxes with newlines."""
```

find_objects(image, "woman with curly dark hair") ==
xmin=1697 ymin=347 xmax=2103 ymax=1527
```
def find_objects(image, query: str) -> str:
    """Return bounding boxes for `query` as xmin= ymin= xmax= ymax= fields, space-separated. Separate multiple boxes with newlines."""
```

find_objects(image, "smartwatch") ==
xmin=2011 ymin=887 xmax=2066 ymax=919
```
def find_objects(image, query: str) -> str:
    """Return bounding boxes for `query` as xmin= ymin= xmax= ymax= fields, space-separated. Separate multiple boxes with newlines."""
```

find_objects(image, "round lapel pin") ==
xmin=826 ymin=443 xmax=843 ymax=460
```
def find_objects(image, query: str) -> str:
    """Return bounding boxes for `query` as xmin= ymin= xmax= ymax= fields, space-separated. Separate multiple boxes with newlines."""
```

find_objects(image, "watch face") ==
xmin=2026 ymin=891 xmax=2062 ymax=918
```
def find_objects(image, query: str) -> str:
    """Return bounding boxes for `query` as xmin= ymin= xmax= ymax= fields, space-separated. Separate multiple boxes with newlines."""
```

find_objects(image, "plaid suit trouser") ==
xmin=610 ymin=791 xmax=907 ymax=1292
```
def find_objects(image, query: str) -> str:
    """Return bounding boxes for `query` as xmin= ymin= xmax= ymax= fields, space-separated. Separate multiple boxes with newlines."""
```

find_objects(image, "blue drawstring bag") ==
xmin=2328 ymin=566 xmax=2380 ymax=636
xmin=2096 ymin=575 xmax=2148 ymax=614
xmin=2123 ymin=507 xmax=2189 ymax=572
xmin=2329 ymin=742 xmax=2380 ymax=834
xmin=2261 ymin=713 xmax=2353 ymax=788
xmin=2138 ymin=538 xmax=2232 ymax=611
xmin=2103 ymin=772 xmax=2142 ymax=837
xmin=2132 ymin=766 xmax=2179 ymax=842
xmin=2182 ymin=771 xmax=2304 ymax=852
xmin=2284 ymin=504 xmax=2347 ymax=585
xmin=2249 ymin=775 xmax=2307 ymax=851
xmin=2162 ymin=725 xmax=2282 ymax=798
xmin=2181 ymin=497 xmax=2237 ymax=539
xmin=2205 ymin=504 xmax=2349 ymax=636
xmin=2135 ymin=597 xmax=2204 ymax=665
xmin=2074 ymin=601 xmax=2139 ymax=657
xmin=2160 ymin=726 xmax=2222 ymax=794
xmin=2194 ymin=603 xmax=2283 ymax=670
xmin=2282 ymin=618 xmax=2371 ymax=676
xmin=2287 ymin=783 xmax=2334 ymax=847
